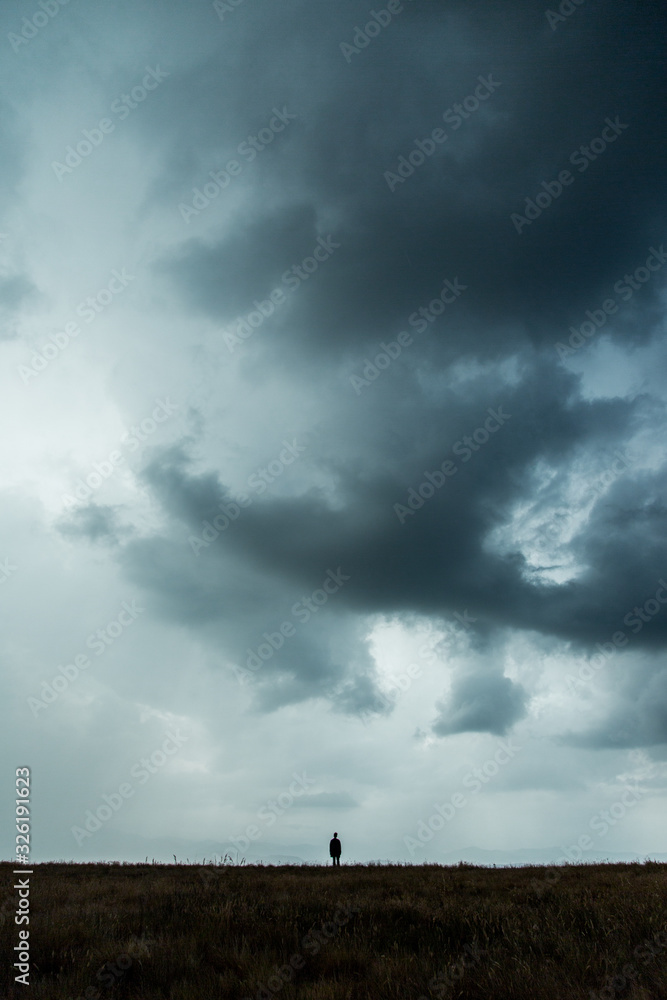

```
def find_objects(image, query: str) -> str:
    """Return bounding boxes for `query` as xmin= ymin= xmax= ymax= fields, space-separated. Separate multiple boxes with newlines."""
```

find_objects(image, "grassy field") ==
xmin=1 ymin=860 xmax=666 ymax=999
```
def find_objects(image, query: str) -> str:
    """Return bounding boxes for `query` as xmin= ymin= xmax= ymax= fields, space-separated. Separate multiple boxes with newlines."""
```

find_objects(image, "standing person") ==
xmin=329 ymin=832 xmax=341 ymax=866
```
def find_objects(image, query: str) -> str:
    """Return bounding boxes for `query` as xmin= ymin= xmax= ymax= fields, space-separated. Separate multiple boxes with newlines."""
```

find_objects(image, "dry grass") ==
xmin=1 ymin=860 xmax=666 ymax=999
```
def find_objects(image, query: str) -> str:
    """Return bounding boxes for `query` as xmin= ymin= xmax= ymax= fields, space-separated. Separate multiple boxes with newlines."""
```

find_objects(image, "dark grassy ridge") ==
xmin=1 ymin=860 xmax=666 ymax=999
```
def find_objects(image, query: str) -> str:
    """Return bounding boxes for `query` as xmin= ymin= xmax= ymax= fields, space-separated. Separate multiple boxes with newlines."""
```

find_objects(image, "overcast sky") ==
xmin=2 ymin=0 xmax=666 ymax=866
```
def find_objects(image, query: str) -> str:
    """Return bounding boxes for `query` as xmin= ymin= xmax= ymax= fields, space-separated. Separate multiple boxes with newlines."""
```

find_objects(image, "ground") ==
xmin=1 ymin=860 xmax=666 ymax=999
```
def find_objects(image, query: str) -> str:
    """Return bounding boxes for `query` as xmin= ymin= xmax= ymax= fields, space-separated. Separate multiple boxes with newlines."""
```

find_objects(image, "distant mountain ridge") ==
xmin=31 ymin=830 xmax=667 ymax=866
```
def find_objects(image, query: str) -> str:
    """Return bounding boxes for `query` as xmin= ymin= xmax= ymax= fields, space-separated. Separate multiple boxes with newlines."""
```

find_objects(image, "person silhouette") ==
xmin=329 ymin=832 xmax=341 ymax=866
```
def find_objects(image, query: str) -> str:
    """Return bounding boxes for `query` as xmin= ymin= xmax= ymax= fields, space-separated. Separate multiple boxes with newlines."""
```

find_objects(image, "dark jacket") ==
xmin=329 ymin=837 xmax=341 ymax=857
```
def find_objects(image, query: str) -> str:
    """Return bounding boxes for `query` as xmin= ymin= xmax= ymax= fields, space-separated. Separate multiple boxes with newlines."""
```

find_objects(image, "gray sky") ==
xmin=2 ymin=0 xmax=666 ymax=865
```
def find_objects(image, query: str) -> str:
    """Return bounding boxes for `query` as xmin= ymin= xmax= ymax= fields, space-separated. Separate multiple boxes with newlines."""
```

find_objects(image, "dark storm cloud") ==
xmin=39 ymin=0 xmax=665 ymax=742
xmin=558 ymin=654 xmax=667 ymax=750
xmin=110 ymin=343 xmax=667 ymax=742
xmin=152 ymin=0 xmax=667 ymax=364
xmin=131 ymin=355 xmax=649 ymax=641
xmin=115 ymin=451 xmax=383 ymax=714
xmin=432 ymin=671 xmax=528 ymax=737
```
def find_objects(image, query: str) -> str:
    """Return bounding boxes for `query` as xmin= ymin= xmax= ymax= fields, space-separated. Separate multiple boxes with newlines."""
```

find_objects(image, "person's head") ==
xmin=333 ymin=832 xmax=337 ymax=837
